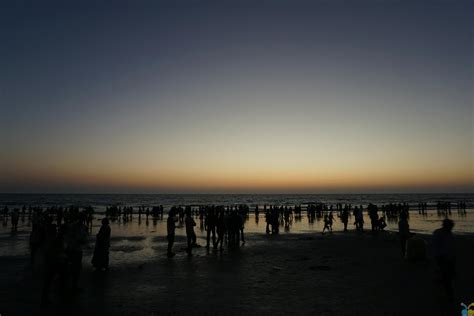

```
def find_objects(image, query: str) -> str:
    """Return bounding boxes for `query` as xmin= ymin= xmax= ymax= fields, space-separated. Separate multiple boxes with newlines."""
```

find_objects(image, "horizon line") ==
xmin=1 ymin=192 xmax=473 ymax=195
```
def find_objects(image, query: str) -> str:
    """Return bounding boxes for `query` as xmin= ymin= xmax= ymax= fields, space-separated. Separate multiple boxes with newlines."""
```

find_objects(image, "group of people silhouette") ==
xmin=0 ymin=199 xmax=466 ymax=306
xmin=28 ymin=209 xmax=89 ymax=305
xmin=167 ymin=205 xmax=247 ymax=257
xmin=436 ymin=201 xmax=467 ymax=215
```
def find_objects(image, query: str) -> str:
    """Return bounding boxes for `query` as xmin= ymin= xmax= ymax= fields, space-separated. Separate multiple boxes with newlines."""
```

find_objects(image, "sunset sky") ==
xmin=1 ymin=0 xmax=473 ymax=193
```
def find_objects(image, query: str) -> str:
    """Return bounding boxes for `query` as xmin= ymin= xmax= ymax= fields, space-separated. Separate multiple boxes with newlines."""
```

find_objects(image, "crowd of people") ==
xmin=0 ymin=200 xmax=467 ymax=305
xmin=436 ymin=201 xmax=467 ymax=215
xmin=105 ymin=205 xmax=165 ymax=221
xmin=166 ymin=205 xmax=247 ymax=257
xmin=28 ymin=208 xmax=89 ymax=305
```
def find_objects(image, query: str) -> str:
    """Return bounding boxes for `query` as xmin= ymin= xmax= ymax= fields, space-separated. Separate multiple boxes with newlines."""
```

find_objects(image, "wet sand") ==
xmin=1 ymin=231 xmax=473 ymax=316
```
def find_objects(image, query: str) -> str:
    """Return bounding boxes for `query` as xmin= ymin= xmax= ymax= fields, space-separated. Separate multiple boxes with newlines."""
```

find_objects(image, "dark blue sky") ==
xmin=1 ymin=0 xmax=472 ymax=193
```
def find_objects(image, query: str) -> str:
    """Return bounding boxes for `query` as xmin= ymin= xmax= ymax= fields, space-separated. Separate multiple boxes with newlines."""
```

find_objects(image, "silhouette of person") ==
xmin=328 ymin=212 xmax=334 ymax=230
xmin=398 ymin=213 xmax=410 ymax=257
xmin=167 ymin=209 xmax=178 ymax=257
xmin=238 ymin=208 xmax=245 ymax=244
xmin=228 ymin=210 xmax=241 ymax=247
xmin=215 ymin=210 xmax=226 ymax=251
xmin=354 ymin=206 xmax=364 ymax=231
xmin=11 ymin=208 xmax=20 ymax=231
xmin=322 ymin=214 xmax=332 ymax=234
xmin=341 ymin=208 xmax=349 ymax=232
xmin=205 ymin=208 xmax=217 ymax=249
xmin=271 ymin=207 xmax=279 ymax=234
xmin=432 ymin=219 xmax=456 ymax=300
xmin=92 ymin=217 xmax=111 ymax=271
xmin=265 ymin=208 xmax=271 ymax=234
xmin=368 ymin=203 xmax=379 ymax=232
xmin=185 ymin=209 xmax=197 ymax=255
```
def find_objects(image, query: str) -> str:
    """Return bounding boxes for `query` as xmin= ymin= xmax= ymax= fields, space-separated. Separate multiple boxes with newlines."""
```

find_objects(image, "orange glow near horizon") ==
xmin=3 ymin=123 xmax=473 ymax=193
xmin=4 ymin=154 xmax=473 ymax=193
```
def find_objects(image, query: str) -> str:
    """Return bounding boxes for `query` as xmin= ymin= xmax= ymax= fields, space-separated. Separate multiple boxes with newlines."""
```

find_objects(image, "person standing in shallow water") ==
xmin=322 ymin=214 xmax=333 ymax=234
xmin=432 ymin=219 xmax=456 ymax=301
xmin=398 ymin=213 xmax=410 ymax=257
xmin=215 ymin=210 xmax=225 ymax=251
xmin=354 ymin=206 xmax=364 ymax=231
xmin=11 ymin=208 xmax=20 ymax=231
xmin=92 ymin=217 xmax=111 ymax=271
xmin=368 ymin=203 xmax=378 ymax=232
xmin=341 ymin=208 xmax=349 ymax=232
xmin=167 ymin=209 xmax=177 ymax=257
xmin=185 ymin=209 xmax=197 ymax=255
xmin=205 ymin=208 xmax=217 ymax=249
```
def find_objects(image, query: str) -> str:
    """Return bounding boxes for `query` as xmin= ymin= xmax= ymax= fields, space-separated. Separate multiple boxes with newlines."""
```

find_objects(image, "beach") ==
xmin=1 ymin=228 xmax=473 ymax=316
xmin=3 ymin=0 xmax=472 ymax=314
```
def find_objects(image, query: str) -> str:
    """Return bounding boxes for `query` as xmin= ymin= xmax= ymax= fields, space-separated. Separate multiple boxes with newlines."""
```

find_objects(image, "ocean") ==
xmin=1 ymin=193 xmax=473 ymax=211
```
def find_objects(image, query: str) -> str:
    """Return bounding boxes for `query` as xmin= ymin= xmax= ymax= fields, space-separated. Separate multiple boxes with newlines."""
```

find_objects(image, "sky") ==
xmin=0 ymin=0 xmax=473 ymax=194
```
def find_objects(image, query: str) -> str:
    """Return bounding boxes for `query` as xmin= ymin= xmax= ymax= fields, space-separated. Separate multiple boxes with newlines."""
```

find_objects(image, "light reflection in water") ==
xmin=0 ymin=211 xmax=472 ymax=265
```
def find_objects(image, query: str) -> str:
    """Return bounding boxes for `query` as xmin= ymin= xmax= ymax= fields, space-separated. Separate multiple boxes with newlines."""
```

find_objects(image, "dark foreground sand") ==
xmin=1 ymin=231 xmax=473 ymax=316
